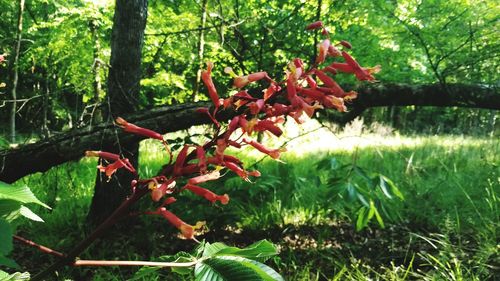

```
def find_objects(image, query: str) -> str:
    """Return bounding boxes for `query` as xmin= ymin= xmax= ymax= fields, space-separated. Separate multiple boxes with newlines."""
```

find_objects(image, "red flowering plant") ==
xmin=22 ymin=21 xmax=379 ymax=280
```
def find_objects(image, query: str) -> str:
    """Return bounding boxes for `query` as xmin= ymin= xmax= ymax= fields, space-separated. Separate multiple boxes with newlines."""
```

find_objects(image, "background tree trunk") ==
xmin=87 ymin=0 xmax=148 ymax=225
xmin=10 ymin=0 xmax=25 ymax=144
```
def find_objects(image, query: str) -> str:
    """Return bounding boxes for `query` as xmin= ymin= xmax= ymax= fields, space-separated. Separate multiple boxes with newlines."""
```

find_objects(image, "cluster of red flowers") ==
xmin=85 ymin=21 xmax=379 ymax=240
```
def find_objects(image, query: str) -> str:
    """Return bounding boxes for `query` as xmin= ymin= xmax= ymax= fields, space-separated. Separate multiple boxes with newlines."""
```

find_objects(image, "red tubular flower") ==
xmin=322 ymin=66 xmax=338 ymax=75
xmin=151 ymin=179 xmax=176 ymax=202
xmin=173 ymin=145 xmax=191 ymax=176
xmin=316 ymin=39 xmax=330 ymax=64
xmin=181 ymin=164 xmax=201 ymax=175
xmin=215 ymin=139 xmax=228 ymax=161
xmin=306 ymin=21 xmax=323 ymax=30
xmin=207 ymin=155 xmax=242 ymax=166
xmin=243 ymin=138 xmax=286 ymax=160
xmin=230 ymin=69 xmax=269 ymax=88
xmin=225 ymin=116 xmax=240 ymax=138
xmin=265 ymin=103 xmax=291 ymax=118
xmin=305 ymin=75 xmax=317 ymax=89
xmin=201 ymin=62 xmax=222 ymax=108
xmin=85 ymin=150 xmax=120 ymax=161
xmin=188 ymin=170 xmax=221 ymax=185
xmin=227 ymin=140 xmax=242 ymax=148
xmin=314 ymin=69 xmax=336 ymax=88
xmin=116 ymin=117 xmax=164 ymax=141
xmin=328 ymin=62 xmax=354 ymax=73
xmin=160 ymin=197 xmax=177 ymax=207
xmin=224 ymin=161 xmax=260 ymax=182
xmin=253 ymin=120 xmax=283 ymax=137
xmin=328 ymin=45 xmax=342 ymax=57
xmin=196 ymin=146 xmax=207 ymax=174
xmin=299 ymin=87 xmax=325 ymax=101
xmin=298 ymin=98 xmax=323 ymax=118
xmin=157 ymin=208 xmax=204 ymax=240
xmin=184 ymin=184 xmax=229 ymax=205
xmin=248 ymin=99 xmax=265 ymax=115
xmin=286 ymin=76 xmax=299 ymax=107
xmin=97 ymin=159 xmax=136 ymax=180
xmin=341 ymin=51 xmax=376 ymax=81
xmin=339 ymin=40 xmax=352 ymax=49
xmin=323 ymin=95 xmax=347 ymax=112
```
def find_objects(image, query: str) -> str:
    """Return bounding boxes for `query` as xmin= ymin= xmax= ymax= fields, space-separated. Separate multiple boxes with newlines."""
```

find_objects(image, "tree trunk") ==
xmin=89 ymin=19 xmax=103 ymax=125
xmin=0 ymin=83 xmax=497 ymax=184
xmin=87 ymin=0 xmax=148 ymax=225
xmin=10 ymin=0 xmax=25 ymax=144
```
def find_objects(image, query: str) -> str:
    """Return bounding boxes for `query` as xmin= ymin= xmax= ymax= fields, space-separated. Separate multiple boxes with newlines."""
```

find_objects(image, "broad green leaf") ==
xmin=0 ymin=200 xmax=22 ymax=222
xmin=129 ymin=266 xmax=161 ymax=281
xmin=202 ymin=242 xmax=229 ymax=257
xmin=19 ymin=206 xmax=44 ymax=222
xmin=0 ymin=219 xmax=13 ymax=255
xmin=195 ymin=256 xmax=284 ymax=281
xmin=0 ymin=255 xmax=19 ymax=269
xmin=0 ymin=270 xmax=30 ymax=280
xmin=213 ymin=240 xmax=279 ymax=262
xmin=159 ymin=251 xmax=195 ymax=275
xmin=0 ymin=182 xmax=50 ymax=209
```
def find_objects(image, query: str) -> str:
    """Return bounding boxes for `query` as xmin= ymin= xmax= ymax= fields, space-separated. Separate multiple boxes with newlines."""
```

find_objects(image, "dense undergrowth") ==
xmin=10 ymin=122 xmax=499 ymax=280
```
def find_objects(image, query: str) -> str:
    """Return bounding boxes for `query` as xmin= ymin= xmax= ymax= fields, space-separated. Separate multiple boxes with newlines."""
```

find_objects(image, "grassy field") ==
xmin=11 ymin=121 xmax=500 ymax=280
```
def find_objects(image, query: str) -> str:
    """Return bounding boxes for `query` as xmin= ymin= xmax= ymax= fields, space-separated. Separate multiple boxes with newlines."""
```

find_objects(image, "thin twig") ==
xmin=73 ymin=259 xmax=198 ymax=267
xmin=13 ymin=235 xmax=66 ymax=258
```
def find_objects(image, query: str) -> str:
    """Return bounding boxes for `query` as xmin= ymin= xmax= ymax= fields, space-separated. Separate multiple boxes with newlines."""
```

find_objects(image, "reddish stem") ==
xmin=13 ymin=235 xmax=66 ymax=258
xmin=73 ymin=259 xmax=197 ymax=267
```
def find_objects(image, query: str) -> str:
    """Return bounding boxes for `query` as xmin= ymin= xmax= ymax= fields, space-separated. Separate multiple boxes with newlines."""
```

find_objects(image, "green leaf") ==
xmin=202 ymin=242 xmax=230 ymax=257
xmin=356 ymin=193 xmax=370 ymax=208
xmin=0 ymin=270 xmax=29 ymax=280
xmin=19 ymin=206 xmax=44 ymax=222
xmin=372 ymin=202 xmax=385 ymax=228
xmin=0 ymin=182 xmax=50 ymax=209
xmin=212 ymin=240 xmax=279 ymax=262
xmin=353 ymin=166 xmax=372 ymax=185
xmin=159 ymin=251 xmax=195 ymax=275
xmin=0 ymin=255 xmax=19 ymax=269
xmin=0 ymin=219 xmax=13 ymax=256
xmin=379 ymin=175 xmax=393 ymax=199
xmin=195 ymin=256 xmax=284 ymax=281
xmin=382 ymin=176 xmax=404 ymax=200
xmin=356 ymin=207 xmax=367 ymax=231
xmin=346 ymin=182 xmax=357 ymax=202
xmin=0 ymin=200 xmax=22 ymax=222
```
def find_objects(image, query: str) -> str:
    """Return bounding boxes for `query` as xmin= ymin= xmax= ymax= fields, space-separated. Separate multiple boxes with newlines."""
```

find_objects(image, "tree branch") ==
xmin=0 ymin=83 xmax=497 ymax=183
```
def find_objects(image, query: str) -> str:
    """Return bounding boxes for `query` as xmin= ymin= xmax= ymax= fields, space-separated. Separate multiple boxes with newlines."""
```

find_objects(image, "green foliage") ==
xmin=1 ymin=0 xmax=497 ymax=136
xmin=130 ymin=239 xmax=282 ymax=281
xmin=0 ymin=181 xmax=48 ymax=276
xmin=305 ymin=157 xmax=405 ymax=230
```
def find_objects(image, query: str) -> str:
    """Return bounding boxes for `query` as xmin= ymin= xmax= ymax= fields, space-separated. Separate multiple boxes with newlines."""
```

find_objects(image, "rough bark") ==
xmin=0 ymin=83 xmax=497 ymax=183
xmin=87 ymin=0 xmax=148 ymax=225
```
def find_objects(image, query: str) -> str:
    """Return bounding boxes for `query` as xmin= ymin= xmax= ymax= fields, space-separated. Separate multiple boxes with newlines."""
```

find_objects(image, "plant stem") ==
xmin=13 ymin=235 xmax=65 ymax=258
xmin=31 ymin=188 xmax=148 ymax=281
xmin=73 ymin=259 xmax=197 ymax=267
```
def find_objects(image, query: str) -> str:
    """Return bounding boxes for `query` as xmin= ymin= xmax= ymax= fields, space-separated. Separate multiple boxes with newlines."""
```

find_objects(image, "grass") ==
xmin=8 ymin=120 xmax=500 ymax=280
